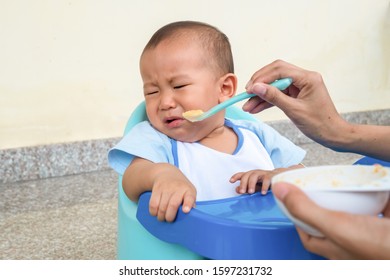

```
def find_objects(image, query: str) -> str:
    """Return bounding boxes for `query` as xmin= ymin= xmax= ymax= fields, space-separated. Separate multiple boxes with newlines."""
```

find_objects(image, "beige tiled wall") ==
xmin=1 ymin=0 xmax=389 ymax=149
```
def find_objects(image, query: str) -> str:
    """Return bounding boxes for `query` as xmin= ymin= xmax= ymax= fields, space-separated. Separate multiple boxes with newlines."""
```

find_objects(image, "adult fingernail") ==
xmin=242 ymin=100 xmax=250 ymax=111
xmin=272 ymin=183 xmax=289 ymax=200
xmin=245 ymin=80 xmax=253 ymax=89
xmin=252 ymin=83 xmax=267 ymax=96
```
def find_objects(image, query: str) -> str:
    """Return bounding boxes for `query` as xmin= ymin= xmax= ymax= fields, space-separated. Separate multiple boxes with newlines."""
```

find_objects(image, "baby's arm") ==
xmin=230 ymin=164 xmax=304 ymax=195
xmin=122 ymin=157 xmax=197 ymax=222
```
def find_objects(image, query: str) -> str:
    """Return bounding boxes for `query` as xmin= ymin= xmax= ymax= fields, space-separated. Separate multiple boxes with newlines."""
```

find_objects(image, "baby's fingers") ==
xmin=246 ymin=173 xmax=262 ymax=194
xmin=165 ymin=191 xmax=196 ymax=222
xmin=234 ymin=173 xmax=250 ymax=194
xmin=182 ymin=191 xmax=197 ymax=214
xmin=260 ymin=176 xmax=272 ymax=195
xmin=229 ymin=172 xmax=244 ymax=183
xmin=164 ymin=195 xmax=182 ymax=222
xmin=156 ymin=193 xmax=170 ymax=222
xmin=149 ymin=192 xmax=161 ymax=217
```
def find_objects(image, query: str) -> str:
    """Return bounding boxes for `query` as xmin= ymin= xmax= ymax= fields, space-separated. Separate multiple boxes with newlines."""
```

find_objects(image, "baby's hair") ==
xmin=142 ymin=21 xmax=234 ymax=75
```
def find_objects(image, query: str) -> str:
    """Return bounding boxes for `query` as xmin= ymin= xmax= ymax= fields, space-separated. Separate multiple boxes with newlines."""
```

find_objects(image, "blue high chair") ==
xmin=117 ymin=102 xmax=204 ymax=260
xmin=353 ymin=156 xmax=390 ymax=167
xmin=117 ymin=101 xmax=322 ymax=260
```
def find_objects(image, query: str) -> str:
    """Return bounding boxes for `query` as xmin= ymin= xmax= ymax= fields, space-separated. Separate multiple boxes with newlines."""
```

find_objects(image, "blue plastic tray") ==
xmin=137 ymin=192 xmax=323 ymax=260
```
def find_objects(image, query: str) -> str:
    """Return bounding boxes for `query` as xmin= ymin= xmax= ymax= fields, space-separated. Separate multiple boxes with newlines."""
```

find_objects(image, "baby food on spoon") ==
xmin=182 ymin=110 xmax=204 ymax=122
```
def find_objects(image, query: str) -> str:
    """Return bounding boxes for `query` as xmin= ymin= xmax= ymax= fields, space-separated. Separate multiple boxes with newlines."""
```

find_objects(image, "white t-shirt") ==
xmin=176 ymin=128 xmax=274 ymax=200
xmin=108 ymin=118 xmax=306 ymax=201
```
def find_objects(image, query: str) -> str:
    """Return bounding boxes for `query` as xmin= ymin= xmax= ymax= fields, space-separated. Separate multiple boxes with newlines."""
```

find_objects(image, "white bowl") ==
xmin=272 ymin=165 xmax=390 ymax=237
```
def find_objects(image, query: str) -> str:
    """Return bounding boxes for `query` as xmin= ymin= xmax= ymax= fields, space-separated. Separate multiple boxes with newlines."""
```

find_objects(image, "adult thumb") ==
xmin=251 ymin=82 xmax=293 ymax=111
xmin=272 ymin=182 xmax=329 ymax=235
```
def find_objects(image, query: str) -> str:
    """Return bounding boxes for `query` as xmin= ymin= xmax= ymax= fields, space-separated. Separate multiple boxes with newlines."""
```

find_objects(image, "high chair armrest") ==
xmin=136 ymin=191 xmax=323 ymax=260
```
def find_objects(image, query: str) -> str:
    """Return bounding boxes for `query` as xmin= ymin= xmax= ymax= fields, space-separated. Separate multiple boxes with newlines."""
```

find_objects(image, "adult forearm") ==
xmin=326 ymin=123 xmax=390 ymax=161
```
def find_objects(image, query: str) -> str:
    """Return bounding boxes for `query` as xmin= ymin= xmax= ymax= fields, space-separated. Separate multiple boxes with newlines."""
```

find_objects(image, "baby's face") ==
xmin=140 ymin=38 xmax=226 ymax=142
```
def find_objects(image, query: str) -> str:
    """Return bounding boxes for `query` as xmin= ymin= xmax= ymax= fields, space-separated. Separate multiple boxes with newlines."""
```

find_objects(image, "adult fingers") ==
xmin=245 ymin=82 xmax=297 ymax=115
xmin=246 ymin=60 xmax=306 ymax=89
xmin=297 ymin=228 xmax=354 ymax=260
xmin=242 ymin=95 xmax=274 ymax=114
xmin=272 ymin=182 xmax=329 ymax=234
xmin=383 ymin=198 xmax=390 ymax=217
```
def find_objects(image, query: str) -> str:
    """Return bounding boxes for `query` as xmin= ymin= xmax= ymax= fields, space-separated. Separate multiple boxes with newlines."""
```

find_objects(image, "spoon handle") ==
xmin=201 ymin=77 xmax=293 ymax=120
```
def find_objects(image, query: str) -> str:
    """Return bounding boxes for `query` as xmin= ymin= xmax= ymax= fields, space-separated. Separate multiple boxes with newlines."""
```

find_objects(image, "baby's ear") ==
xmin=218 ymin=73 xmax=237 ymax=102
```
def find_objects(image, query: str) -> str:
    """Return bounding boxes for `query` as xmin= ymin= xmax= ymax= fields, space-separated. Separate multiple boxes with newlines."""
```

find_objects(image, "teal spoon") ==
xmin=182 ymin=77 xmax=292 ymax=122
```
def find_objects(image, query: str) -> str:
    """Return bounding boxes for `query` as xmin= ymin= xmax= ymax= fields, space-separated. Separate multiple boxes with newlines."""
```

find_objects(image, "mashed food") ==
xmin=182 ymin=110 xmax=204 ymax=121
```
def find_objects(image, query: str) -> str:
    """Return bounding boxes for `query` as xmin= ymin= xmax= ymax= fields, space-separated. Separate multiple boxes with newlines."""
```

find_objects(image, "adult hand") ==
xmin=243 ymin=60 xmax=348 ymax=147
xmin=244 ymin=59 xmax=390 ymax=161
xmin=272 ymin=182 xmax=390 ymax=259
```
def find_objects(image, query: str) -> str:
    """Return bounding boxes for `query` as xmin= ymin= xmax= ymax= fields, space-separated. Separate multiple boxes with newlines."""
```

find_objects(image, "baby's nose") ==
xmin=159 ymin=90 xmax=176 ymax=110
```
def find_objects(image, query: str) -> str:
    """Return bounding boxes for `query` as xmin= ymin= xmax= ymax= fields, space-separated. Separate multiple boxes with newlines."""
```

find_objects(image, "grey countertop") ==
xmin=0 ymin=170 xmax=118 ymax=259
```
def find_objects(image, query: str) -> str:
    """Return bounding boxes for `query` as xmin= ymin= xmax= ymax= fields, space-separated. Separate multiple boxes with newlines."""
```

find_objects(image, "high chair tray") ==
xmin=137 ymin=192 xmax=322 ymax=259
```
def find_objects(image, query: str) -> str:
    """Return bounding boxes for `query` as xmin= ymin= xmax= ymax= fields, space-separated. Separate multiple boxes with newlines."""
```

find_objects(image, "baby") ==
xmin=108 ymin=21 xmax=305 ymax=222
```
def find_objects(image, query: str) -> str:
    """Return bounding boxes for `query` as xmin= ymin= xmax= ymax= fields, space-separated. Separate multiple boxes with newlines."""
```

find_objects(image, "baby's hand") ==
xmin=230 ymin=168 xmax=294 ymax=195
xmin=149 ymin=170 xmax=196 ymax=222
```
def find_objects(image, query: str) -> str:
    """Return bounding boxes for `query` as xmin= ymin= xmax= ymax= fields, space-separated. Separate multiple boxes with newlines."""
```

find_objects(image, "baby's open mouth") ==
xmin=164 ymin=116 xmax=184 ymax=126
xmin=165 ymin=117 xmax=179 ymax=124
